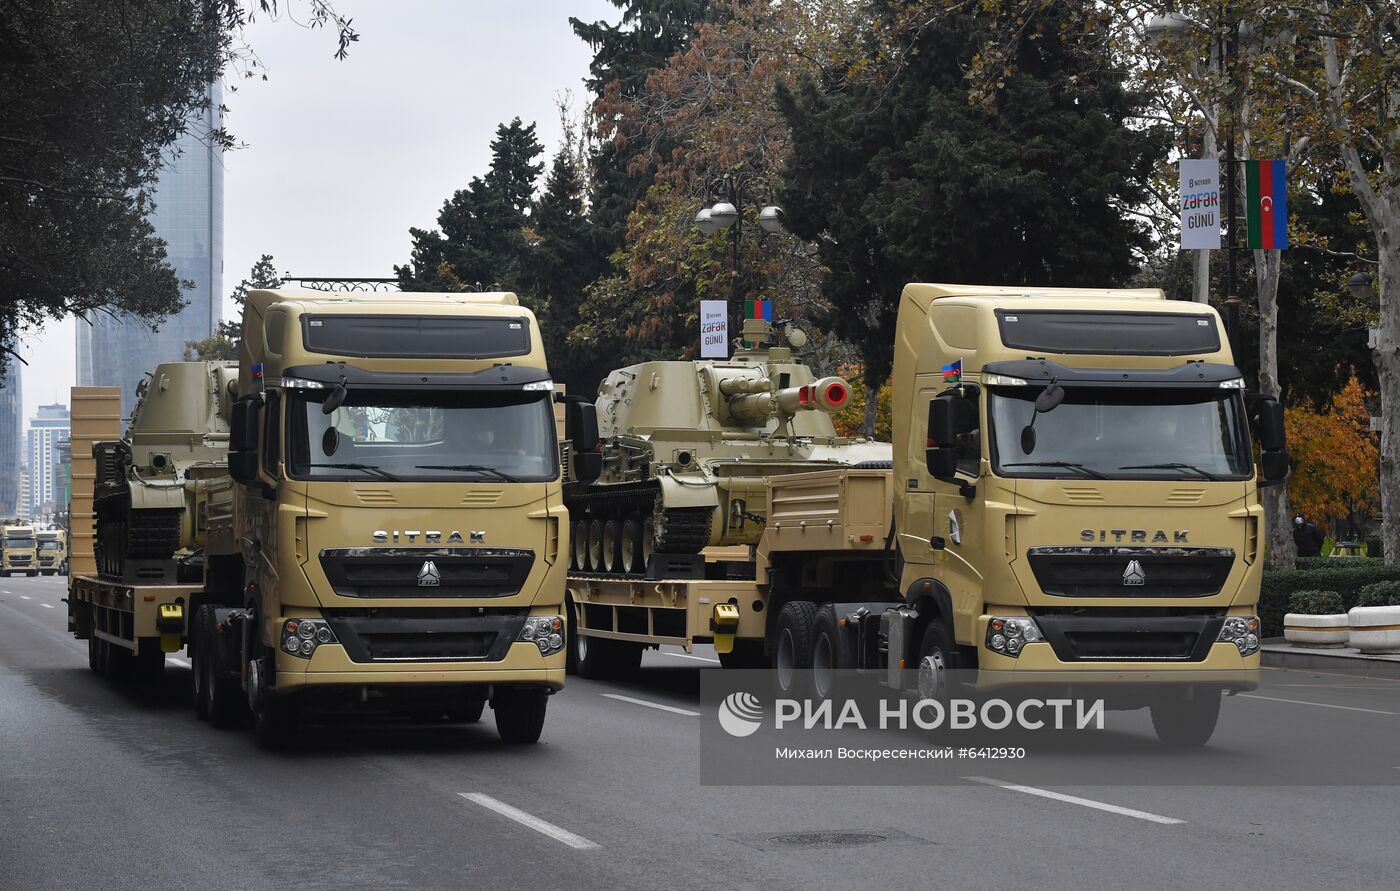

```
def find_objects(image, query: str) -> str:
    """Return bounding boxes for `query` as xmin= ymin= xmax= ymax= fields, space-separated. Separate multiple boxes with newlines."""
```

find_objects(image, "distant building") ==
xmin=77 ymin=82 xmax=224 ymax=417
xmin=17 ymin=464 xmax=30 ymax=521
xmin=51 ymin=438 xmax=72 ymax=525
xmin=27 ymin=403 xmax=70 ymax=522
xmin=0 ymin=355 xmax=20 ymax=517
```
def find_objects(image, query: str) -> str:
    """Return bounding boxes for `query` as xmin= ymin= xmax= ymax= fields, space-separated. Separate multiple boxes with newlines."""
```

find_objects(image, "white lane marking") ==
xmin=19 ymin=595 xmax=30 ymax=600
xmin=662 ymin=651 xmax=721 ymax=664
xmin=458 ymin=793 xmax=600 ymax=850
xmin=964 ymin=776 xmax=1185 ymax=825
xmin=1239 ymin=693 xmax=1398 ymax=716
xmin=169 ymin=657 xmax=191 ymax=668
xmin=600 ymin=692 xmax=701 ymax=716
xmin=40 ymin=603 xmax=54 ymax=609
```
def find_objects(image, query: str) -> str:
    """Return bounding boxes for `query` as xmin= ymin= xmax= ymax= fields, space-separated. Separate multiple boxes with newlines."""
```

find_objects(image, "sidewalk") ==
xmin=1261 ymin=639 xmax=1400 ymax=680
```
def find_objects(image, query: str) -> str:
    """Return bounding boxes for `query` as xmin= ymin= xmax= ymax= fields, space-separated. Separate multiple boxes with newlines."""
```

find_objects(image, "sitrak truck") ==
xmin=565 ymin=283 xmax=1286 ymax=746
xmin=2 ymin=523 xmax=38 ymax=577
xmin=68 ymin=290 xmax=568 ymax=746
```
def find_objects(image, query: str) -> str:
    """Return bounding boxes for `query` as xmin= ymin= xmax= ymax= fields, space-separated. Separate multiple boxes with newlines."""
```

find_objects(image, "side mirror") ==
xmin=230 ymin=396 xmax=260 ymax=452
xmin=569 ymin=402 xmax=601 ymax=452
xmin=322 ymin=383 xmax=348 ymax=415
xmin=1257 ymin=398 xmax=1285 ymax=452
xmin=574 ymin=451 xmax=603 ymax=483
xmin=1261 ymin=450 xmax=1289 ymax=483
xmin=925 ymin=397 xmax=958 ymax=481
xmin=229 ymin=451 xmax=259 ymax=484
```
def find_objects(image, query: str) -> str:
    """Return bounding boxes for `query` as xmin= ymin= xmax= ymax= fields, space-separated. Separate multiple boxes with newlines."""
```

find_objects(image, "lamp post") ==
xmin=693 ymin=173 xmax=784 ymax=304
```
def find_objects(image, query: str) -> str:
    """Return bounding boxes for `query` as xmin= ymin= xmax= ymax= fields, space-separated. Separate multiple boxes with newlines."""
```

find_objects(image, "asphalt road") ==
xmin=3 ymin=572 xmax=1399 ymax=890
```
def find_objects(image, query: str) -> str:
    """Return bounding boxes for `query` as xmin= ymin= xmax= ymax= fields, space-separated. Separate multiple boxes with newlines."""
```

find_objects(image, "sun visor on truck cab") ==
xmin=280 ymin=362 xmax=553 ymax=391
xmin=995 ymin=310 xmax=1220 ymax=356
xmin=982 ymin=359 xmax=1244 ymax=387
xmin=301 ymin=314 xmax=531 ymax=359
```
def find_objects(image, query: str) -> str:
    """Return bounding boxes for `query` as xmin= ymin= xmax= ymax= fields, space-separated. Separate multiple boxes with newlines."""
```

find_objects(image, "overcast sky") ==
xmin=18 ymin=0 xmax=615 ymax=423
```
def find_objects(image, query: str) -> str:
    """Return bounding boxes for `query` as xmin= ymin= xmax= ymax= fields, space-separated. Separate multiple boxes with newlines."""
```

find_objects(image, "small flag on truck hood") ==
xmin=1245 ymin=160 xmax=1288 ymax=250
xmin=942 ymin=359 xmax=962 ymax=382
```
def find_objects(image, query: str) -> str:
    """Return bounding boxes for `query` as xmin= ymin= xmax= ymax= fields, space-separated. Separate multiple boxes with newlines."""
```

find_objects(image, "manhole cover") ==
xmin=767 ymin=832 xmax=887 ymax=848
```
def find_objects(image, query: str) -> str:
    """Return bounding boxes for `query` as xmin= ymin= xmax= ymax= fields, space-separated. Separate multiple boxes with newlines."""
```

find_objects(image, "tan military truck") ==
xmin=68 ymin=290 xmax=569 ymax=746
xmin=2 ymin=523 xmax=38 ymax=576
xmin=35 ymin=529 xmax=67 ymax=575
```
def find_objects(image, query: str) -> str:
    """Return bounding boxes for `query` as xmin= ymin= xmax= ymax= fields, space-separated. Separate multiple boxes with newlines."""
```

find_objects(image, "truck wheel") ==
xmin=131 ymin=641 xmax=165 ymax=683
xmin=916 ymin=620 xmax=957 ymax=703
xmin=717 ymin=640 xmax=766 ymax=669
xmin=103 ymin=640 xmax=133 ymax=681
xmin=195 ymin=604 xmax=243 ymax=729
xmin=254 ymin=694 xmax=302 ymax=750
xmin=494 ymin=688 xmax=548 ymax=743
xmin=811 ymin=607 xmax=843 ymax=699
xmin=191 ymin=636 xmax=209 ymax=720
xmin=773 ymin=601 xmax=819 ymax=696
xmin=88 ymin=635 xmax=103 ymax=675
xmin=1150 ymin=690 xmax=1222 ymax=747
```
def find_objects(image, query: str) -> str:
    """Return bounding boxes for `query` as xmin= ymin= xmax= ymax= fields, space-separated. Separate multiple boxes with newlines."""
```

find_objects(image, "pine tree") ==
xmin=186 ymin=253 xmax=279 ymax=360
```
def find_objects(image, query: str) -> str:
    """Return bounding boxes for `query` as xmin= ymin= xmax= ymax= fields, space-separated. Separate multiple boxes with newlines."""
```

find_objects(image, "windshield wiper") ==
xmin=1119 ymin=462 xmax=1222 ymax=482
xmin=1002 ymin=461 xmax=1108 ymax=480
xmin=302 ymin=462 xmax=400 ymax=481
xmin=415 ymin=464 xmax=519 ymax=483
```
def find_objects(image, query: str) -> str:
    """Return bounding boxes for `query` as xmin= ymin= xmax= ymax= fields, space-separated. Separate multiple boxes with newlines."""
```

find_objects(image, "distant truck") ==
xmin=2 ymin=523 xmax=38 ymax=577
xmin=35 ymin=529 xmax=67 ymax=575
xmin=566 ymin=283 xmax=1286 ymax=746
xmin=68 ymin=289 xmax=568 ymax=747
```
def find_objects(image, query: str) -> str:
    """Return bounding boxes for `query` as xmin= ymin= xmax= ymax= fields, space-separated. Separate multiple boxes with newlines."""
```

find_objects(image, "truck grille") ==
xmin=1029 ymin=608 xmax=1227 ymax=662
xmin=318 ymin=548 xmax=534 ymax=599
xmin=322 ymin=607 xmax=529 ymax=663
xmin=1027 ymin=547 xmax=1234 ymax=598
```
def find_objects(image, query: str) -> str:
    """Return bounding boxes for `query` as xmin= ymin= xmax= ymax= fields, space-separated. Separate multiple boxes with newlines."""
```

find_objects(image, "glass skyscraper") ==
xmin=0 ymin=355 xmax=21 ymax=518
xmin=26 ymin=403 xmax=69 ymax=522
xmin=77 ymin=83 xmax=224 ymax=418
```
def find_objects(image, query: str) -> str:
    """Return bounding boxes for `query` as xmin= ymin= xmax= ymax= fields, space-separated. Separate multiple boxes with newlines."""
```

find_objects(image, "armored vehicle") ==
xmin=92 ymin=361 xmax=238 ymax=582
xmin=564 ymin=318 xmax=891 ymax=576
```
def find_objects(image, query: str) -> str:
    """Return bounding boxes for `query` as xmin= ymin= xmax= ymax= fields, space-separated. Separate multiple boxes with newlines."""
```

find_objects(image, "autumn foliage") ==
xmin=830 ymin=364 xmax=892 ymax=442
xmin=1285 ymin=375 xmax=1379 ymax=531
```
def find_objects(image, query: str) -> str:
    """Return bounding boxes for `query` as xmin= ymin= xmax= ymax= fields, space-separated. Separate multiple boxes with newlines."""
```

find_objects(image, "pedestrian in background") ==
xmin=1293 ymin=514 xmax=1324 ymax=558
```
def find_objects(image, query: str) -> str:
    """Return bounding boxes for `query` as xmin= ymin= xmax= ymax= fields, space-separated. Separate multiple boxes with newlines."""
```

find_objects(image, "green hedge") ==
xmin=1357 ymin=580 xmax=1400 ymax=608
xmin=1294 ymin=556 xmax=1383 ymax=571
xmin=1260 ymin=564 xmax=1400 ymax=636
xmin=1288 ymin=589 xmax=1342 ymax=615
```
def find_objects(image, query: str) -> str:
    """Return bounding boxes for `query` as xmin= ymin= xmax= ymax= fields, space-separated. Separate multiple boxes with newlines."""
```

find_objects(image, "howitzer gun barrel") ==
xmin=727 ymin=376 xmax=850 ymax=425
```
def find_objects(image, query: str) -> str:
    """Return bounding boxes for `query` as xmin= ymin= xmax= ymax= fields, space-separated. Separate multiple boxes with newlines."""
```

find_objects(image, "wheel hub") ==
xmin=916 ymin=650 xmax=947 ymax=701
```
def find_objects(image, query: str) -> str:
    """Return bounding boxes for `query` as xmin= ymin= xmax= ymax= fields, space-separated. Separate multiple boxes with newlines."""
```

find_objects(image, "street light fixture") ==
xmin=694 ymin=208 xmax=719 ymax=235
xmin=708 ymin=202 xmax=739 ymax=229
xmin=758 ymin=205 xmax=784 ymax=234
xmin=1348 ymin=271 xmax=1377 ymax=302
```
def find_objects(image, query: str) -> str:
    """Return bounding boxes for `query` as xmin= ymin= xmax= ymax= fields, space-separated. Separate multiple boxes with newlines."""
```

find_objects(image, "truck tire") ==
xmin=916 ymin=619 xmax=957 ymax=703
xmin=811 ymin=606 xmax=842 ymax=699
xmin=194 ymin=604 xmax=243 ymax=729
xmin=103 ymin=640 xmax=133 ymax=681
xmin=444 ymin=699 xmax=486 ymax=724
xmin=773 ymin=600 xmax=819 ymax=696
xmin=1150 ymin=689 xmax=1222 ymax=747
xmin=717 ymin=640 xmax=766 ymax=669
xmin=494 ymin=688 xmax=548 ymax=743
xmin=254 ymin=693 xmax=301 ymax=750
xmin=88 ymin=635 xmax=103 ymax=675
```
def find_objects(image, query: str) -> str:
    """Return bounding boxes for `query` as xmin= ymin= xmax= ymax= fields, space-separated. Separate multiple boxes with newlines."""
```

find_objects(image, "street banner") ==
xmin=1179 ymin=159 xmax=1221 ymax=250
xmin=700 ymin=300 xmax=729 ymax=358
xmin=1245 ymin=159 xmax=1289 ymax=250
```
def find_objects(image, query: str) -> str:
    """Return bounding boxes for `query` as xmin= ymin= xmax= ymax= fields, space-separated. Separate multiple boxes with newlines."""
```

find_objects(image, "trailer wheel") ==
xmin=103 ymin=640 xmax=133 ymax=680
xmin=717 ymin=640 xmax=766 ymax=669
xmin=131 ymin=640 xmax=165 ymax=683
xmin=1150 ymin=689 xmax=1221 ymax=747
xmin=191 ymin=633 xmax=209 ymax=721
xmin=87 ymin=634 xmax=103 ymax=675
xmin=774 ymin=601 xmax=819 ymax=696
xmin=494 ymin=687 xmax=548 ymax=743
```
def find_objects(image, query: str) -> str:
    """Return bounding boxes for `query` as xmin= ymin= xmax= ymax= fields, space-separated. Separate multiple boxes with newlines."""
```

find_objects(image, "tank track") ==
xmin=564 ymin=480 xmax=716 ymax=574
xmin=95 ymin=500 xmax=182 ymax=581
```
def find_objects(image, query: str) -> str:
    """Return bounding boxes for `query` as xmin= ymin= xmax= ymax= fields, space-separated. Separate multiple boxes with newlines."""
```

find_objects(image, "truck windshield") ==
xmin=39 ymin=541 xmax=63 ymax=550
xmin=989 ymin=387 xmax=1253 ymax=481
xmin=286 ymin=389 xmax=558 ymax=483
xmin=4 ymin=537 xmax=36 ymax=549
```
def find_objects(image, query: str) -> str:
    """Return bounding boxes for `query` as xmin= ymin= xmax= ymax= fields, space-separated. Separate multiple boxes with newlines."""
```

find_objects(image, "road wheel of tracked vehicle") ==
xmin=640 ymin=517 xmax=655 ymax=571
xmin=602 ymin=521 xmax=622 ymax=572
xmin=494 ymin=687 xmax=548 ymax=744
xmin=587 ymin=520 xmax=603 ymax=572
xmin=774 ymin=601 xmax=819 ymax=697
xmin=572 ymin=520 xmax=588 ymax=570
xmin=620 ymin=518 xmax=641 ymax=573
xmin=1150 ymin=689 xmax=1222 ymax=747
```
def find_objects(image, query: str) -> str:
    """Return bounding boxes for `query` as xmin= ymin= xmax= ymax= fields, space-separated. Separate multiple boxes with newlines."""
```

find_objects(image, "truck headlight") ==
xmin=1217 ymin=615 xmax=1261 ymax=656
xmin=985 ymin=615 xmax=1043 ymax=658
xmin=281 ymin=618 xmax=337 ymax=659
xmin=518 ymin=616 xmax=565 ymax=656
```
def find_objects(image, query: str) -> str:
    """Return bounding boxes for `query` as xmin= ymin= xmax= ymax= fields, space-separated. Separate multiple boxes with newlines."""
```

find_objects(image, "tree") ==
xmin=779 ymin=2 xmax=1165 ymax=432
xmin=186 ymin=253 xmax=280 ymax=360
xmin=0 ymin=1 xmax=355 ymax=382
xmin=396 ymin=118 xmax=544 ymax=292
xmin=1286 ymin=375 xmax=1380 ymax=539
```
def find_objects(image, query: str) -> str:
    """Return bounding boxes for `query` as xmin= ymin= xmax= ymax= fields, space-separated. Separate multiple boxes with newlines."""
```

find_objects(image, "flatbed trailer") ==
xmin=68 ymin=575 xmax=195 ymax=678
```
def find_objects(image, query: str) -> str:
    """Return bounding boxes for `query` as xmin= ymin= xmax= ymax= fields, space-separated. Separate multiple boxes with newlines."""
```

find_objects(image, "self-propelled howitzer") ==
xmin=563 ymin=319 xmax=891 ymax=576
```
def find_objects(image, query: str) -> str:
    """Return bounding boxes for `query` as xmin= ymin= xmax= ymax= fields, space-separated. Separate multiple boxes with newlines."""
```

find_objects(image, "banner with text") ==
xmin=1179 ymin=159 xmax=1221 ymax=250
xmin=700 ymin=300 xmax=729 ymax=358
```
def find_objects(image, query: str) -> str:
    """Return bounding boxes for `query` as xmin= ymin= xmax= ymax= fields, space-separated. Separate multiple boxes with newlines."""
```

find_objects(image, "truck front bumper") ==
xmin=978 ymin=642 xmax=1259 ymax=691
xmin=274 ymin=641 xmax=565 ymax=692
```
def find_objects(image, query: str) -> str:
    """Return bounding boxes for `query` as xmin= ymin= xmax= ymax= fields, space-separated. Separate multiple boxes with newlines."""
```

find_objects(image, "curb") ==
xmin=1261 ymin=640 xmax=1400 ymax=680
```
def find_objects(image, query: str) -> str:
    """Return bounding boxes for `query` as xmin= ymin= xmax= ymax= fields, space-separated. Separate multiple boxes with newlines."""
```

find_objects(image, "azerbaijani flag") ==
xmin=744 ymin=299 xmax=772 ymax=321
xmin=1245 ymin=160 xmax=1288 ymax=250
xmin=941 ymin=359 xmax=962 ymax=382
